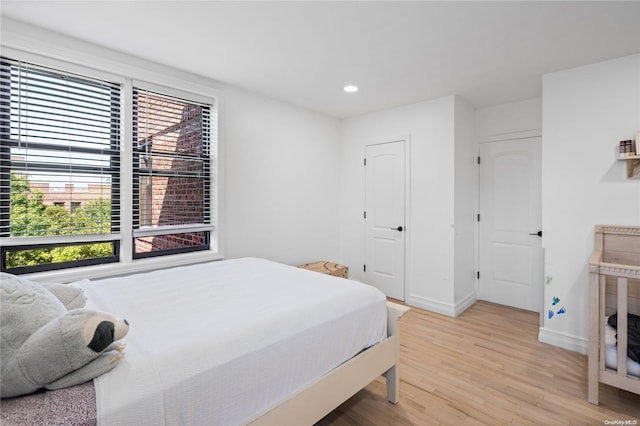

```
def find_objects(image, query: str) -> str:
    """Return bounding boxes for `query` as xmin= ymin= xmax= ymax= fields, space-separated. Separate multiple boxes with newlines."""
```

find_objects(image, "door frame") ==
xmin=476 ymin=129 xmax=543 ymax=324
xmin=363 ymin=136 xmax=411 ymax=302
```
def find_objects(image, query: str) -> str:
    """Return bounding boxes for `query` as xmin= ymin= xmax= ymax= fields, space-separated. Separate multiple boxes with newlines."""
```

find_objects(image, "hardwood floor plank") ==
xmin=317 ymin=301 xmax=640 ymax=425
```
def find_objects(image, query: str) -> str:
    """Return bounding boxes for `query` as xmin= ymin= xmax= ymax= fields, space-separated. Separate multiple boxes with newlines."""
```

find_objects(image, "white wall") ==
xmin=1 ymin=19 xmax=343 ymax=277
xmin=475 ymin=98 xmax=542 ymax=141
xmin=224 ymin=85 xmax=341 ymax=265
xmin=540 ymin=54 xmax=640 ymax=353
xmin=12 ymin=20 xmax=640 ymax=354
xmin=340 ymin=96 xmax=476 ymax=315
xmin=474 ymin=98 xmax=543 ymax=320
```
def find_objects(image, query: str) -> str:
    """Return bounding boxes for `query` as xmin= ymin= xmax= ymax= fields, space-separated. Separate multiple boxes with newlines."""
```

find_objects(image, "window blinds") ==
xmin=132 ymin=87 xmax=211 ymax=256
xmin=0 ymin=57 xmax=121 ymax=238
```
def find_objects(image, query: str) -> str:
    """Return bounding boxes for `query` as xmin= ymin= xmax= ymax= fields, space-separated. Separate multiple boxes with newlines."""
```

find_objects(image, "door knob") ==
xmin=528 ymin=230 xmax=542 ymax=237
xmin=391 ymin=226 xmax=404 ymax=232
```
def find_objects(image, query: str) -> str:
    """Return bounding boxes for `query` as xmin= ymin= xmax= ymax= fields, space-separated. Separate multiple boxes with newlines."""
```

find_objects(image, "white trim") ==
xmin=0 ymin=46 xmax=126 ymax=85
xmin=21 ymin=251 xmax=223 ymax=284
xmin=133 ymin=80 xmax=214 ymax=107
xmin=407 ymin=294 xmax=457 ymax=317
xmin=475 ymin=133 xmax=481 ymax=305
xmin=404 ymin=136 xmax=412 ymax=304
xmin=133 ymin=224 xmax=214 ymax=238
xmin=406 ymin=292 xmax=476 ymax=318
xmin=478 ymin=129 xmax=542 ymax=144
xmin=538 ymin=326 xmax=588 ymax=354
xmin=211 ymin=90 xmax=224 ymax=256
xmin=130 ymin=85 xmax=216 ymax=244
xmin=0 ymin=234 xmax=122 ymax=246
xmin=476 ymin=136 xmax=543 ymax=314
xmin=363 ymin=135 xmax=411 ymax=302
xmin=120 ymin=79 xmax=134 ymax=264
xmin=454 ymin=290 xmax=477 ymax=316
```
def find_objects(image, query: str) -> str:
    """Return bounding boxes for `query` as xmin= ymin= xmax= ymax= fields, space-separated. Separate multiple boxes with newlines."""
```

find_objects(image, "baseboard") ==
xmin=405 ymin=296 xmax=456 ymax=317
xmin=407 ymin=291 xmax=477 ymax=318
xmin=454 ymin=291 xmax=477 ymax=316
xmin=538 ymin=326 xmax=588 ymax=355
xmin=407 ymin=295 xmax=456 ymax=317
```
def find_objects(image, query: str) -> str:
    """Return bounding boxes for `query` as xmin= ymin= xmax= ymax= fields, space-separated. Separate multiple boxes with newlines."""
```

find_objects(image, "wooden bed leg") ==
xmin=385 ymin=301 xmax=410 ymax=405
xmin=384 ymin=365 xmax=400 ymax=404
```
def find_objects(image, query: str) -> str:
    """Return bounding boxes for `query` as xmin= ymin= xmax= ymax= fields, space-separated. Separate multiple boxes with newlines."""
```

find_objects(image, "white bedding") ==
xmin=77 ymin=257 xmax=387 ymax=425
xmin=604 ymin=317 xmax=640 ymax=378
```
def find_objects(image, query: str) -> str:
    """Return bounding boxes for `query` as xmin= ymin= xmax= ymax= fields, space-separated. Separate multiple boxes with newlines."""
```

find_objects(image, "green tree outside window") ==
xmin=7 ymin=172 xmax=113 ymax=268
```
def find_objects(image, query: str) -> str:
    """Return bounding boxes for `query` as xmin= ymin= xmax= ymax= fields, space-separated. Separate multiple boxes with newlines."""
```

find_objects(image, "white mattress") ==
xmin=77 ymin=257 xmax=387 ymax=425
xmin=604 ymin=318 xmax=640 ymax=378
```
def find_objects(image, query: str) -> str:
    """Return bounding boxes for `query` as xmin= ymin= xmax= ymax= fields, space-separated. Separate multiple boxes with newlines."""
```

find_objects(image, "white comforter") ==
xmin=78 ymin=258 xmax=387 ymax=425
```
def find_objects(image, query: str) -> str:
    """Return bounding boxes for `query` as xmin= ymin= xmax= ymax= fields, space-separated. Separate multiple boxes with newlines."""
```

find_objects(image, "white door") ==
xmin=364 ymin=141 xmax=405 ymax=301
xmin=479 ymin=137 xmax=542 ymax=312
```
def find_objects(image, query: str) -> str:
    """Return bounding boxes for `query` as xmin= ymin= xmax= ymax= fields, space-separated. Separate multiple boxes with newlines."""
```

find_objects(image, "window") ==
xmin=132 ymin=88 xmax=212 ymax=258
xmin=0 ymin=57 xmax=120 ymax=273
xmin=0 ymin=54 xmax=218 ymax=275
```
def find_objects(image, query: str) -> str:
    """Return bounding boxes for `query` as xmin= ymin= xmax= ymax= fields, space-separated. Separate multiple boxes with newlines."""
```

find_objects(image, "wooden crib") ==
xmin=588 ymin=225 xmax=640 ymax=404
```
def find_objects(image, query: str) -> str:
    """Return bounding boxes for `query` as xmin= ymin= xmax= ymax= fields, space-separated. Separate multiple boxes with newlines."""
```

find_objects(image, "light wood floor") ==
xmin=317 ymin=301 xmax=640 ymax=425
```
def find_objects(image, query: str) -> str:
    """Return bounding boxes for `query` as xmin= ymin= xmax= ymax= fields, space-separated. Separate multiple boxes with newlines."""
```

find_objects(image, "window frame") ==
xmin=131 ymin=84 xmax=214 ymax=259
xmin=0 ymin=57 xmax=122 ymax=273
xmin=1 ymin=240 xmax=120 ymax=274
xmin=0 ymin=48 xmax=221 ymax=279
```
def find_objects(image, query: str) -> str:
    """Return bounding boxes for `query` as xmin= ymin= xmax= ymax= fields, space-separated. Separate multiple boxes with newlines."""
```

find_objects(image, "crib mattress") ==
xmin=604 ymin=319 xmax=640 ymax=378
xmin=604 ymin=345 xmax=640 ymax=377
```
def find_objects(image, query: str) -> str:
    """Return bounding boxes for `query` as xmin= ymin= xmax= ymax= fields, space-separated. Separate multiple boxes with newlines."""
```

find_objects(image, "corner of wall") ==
xmin=453 ymin=96 xmax=477 ymax=305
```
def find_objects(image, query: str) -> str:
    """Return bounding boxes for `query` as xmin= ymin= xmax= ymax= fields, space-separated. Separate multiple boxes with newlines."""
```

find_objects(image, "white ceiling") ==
xmin=2 ymin=1 xmax=640 ymax=118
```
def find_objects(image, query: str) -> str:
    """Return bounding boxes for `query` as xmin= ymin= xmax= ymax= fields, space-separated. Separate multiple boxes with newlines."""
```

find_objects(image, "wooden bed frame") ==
xmin=588 ymin=225 xmax=640 ymax=404
xmin=1 ymin=268 xmax=408 ymax=425
xmin=249 ymin=301 xmax=410 ymax=425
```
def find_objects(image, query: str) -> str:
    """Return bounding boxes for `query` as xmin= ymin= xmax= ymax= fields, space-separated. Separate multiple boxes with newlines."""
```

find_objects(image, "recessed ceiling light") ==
xmin=344 ymin=85 xmax=359 ymax=93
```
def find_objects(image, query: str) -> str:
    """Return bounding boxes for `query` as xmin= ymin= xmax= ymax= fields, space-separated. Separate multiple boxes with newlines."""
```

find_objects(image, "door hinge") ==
xmin=477 ymin=156 xmax=481 ymax=165
xmin=364 ymin=211 xmax=367 ymax=219
xmin=363 ymin=264 xmax=366 ymax=272
xmin=477 ymin=271 xmax=480 ymax=279
xmin=477 ymin=214 xmax=480 ymax=222
xmin=364 ymin=158 xmax=367 ymax=166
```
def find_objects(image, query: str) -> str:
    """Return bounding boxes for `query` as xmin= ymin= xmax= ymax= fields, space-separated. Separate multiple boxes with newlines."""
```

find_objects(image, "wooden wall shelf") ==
xmin=618 ymin=155 xmax=640 ymax=178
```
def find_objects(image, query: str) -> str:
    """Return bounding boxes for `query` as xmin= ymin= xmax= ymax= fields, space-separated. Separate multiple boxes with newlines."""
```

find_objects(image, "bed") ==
xmin=1 ymin=257 xmax=409 ymax=425
xmin=588 ymin=225 xmax=640 ymax=404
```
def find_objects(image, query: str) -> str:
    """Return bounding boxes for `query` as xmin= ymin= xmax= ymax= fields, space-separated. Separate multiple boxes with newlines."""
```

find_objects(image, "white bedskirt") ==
xmin=78 ymin=258 xmax=387 ymax=425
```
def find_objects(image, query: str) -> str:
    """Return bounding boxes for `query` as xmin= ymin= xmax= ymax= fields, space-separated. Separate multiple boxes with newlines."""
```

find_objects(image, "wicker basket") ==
xmin=298 ymin=261 xmax=348 ymax=279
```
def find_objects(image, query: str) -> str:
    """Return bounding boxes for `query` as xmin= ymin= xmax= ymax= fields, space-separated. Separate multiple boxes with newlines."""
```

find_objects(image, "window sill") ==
xmin=19 ymin=249 xmax=224 ymax=284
